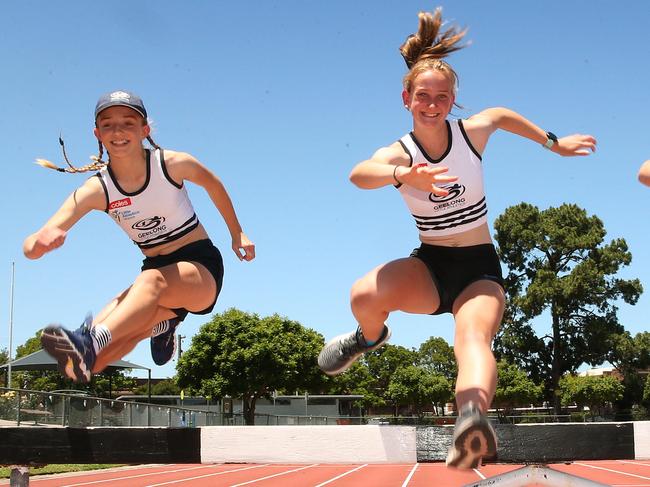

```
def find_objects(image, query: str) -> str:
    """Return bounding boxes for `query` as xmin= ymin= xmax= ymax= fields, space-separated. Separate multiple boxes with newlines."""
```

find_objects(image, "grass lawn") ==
xmin=0 ymin=464 xmax=126 ymax=479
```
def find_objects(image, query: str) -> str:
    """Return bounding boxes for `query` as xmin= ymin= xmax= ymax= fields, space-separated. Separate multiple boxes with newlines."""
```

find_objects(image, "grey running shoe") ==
xmin=318 ymin=325 xmax=391 ymax=375
xmin=446 ymin=402 xmax=497 ymax=469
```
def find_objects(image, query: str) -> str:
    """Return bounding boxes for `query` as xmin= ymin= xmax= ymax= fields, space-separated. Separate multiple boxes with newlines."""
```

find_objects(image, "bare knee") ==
xmin=456 ymin=328 xmax=494 ymax=347
xmin=133 ymin=271 xmax=167 ymax=301
xmin=350 ymin=278 xmax=383 ymax=315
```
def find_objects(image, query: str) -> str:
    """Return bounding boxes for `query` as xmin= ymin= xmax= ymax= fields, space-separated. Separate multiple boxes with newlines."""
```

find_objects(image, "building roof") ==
xmin=0 ymin=348 xmax=149 ymax=373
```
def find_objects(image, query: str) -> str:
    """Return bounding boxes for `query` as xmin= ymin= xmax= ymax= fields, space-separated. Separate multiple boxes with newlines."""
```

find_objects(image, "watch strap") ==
xmin=543 ymin=131 xmax=558 ymax=150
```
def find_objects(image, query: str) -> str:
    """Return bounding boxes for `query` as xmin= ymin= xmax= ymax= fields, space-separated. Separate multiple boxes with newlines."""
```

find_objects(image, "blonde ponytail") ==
xmin=400 ymin=7 xmax=468 ymax=95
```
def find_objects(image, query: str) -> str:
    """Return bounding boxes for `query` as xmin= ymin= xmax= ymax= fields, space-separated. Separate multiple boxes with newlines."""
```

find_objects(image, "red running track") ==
xmin=2 ymin=460 xmax=650 ymax=486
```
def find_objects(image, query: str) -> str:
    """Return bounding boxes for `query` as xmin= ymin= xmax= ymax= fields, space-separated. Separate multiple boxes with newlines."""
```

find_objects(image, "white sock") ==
xmin=90 ymin=324 xmax=112 ymax=354
xmin=151 ymin=320 xmax=171 ymax=337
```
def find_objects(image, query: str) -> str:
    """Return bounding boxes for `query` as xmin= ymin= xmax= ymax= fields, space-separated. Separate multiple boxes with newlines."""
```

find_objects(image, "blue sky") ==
xmin=1 ymin=1 xmax=649 ymax=379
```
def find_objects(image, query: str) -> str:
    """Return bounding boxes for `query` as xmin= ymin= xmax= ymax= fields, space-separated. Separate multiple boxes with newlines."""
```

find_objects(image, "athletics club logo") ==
xmin=132 ymin=216 xmax=166 ymax=231
xmin=429 ymin=183 xmax=466 ymax=203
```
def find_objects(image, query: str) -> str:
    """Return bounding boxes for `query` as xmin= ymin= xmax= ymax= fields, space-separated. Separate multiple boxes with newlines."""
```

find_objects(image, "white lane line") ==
xmin=229 ymin=464 xmax=318 ymax=486
xmin=473 ymin=468 xmax=486 ymax=479
xmin=145 ymin=464 xmax=270 ymax=487
xmin=56 ymin=465 xmax=218 ymax=486
xmin=400 ymin=463 xmax=419 ymax=487
xmin=575 ymin=462 xmax=650 ymax=480
xmin=314 ymin=464 xmax=368 ymax=487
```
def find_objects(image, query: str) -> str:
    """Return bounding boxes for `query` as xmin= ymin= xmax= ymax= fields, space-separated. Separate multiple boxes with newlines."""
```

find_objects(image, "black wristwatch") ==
xmin=543 ymin=131 xmax=558 ymax=150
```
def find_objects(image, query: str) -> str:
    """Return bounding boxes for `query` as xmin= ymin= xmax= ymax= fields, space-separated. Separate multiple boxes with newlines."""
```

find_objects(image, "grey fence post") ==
xmin=15 ymin=390 xmax=21 ymax=426
xmin=10 ymin=466 xmax=29 ymax=486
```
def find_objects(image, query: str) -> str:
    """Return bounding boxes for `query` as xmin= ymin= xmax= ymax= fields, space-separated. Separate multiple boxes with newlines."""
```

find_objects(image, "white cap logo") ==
xmin=109 ymin=91 xmax=131 ymax=102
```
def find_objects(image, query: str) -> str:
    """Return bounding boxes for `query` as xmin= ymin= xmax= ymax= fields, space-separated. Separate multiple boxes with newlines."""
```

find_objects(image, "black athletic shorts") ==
xmin=141 ymin=239 xmax=224 ymax=321
xmin=410 ymin=243 xmax=504 ymax=315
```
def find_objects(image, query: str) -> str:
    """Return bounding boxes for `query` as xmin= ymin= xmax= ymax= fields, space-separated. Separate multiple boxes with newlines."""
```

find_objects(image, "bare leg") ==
xmin=350 ymin=257 xmax=440 ymax=342
xmin=41 ymin=260 xmax=216 ymax=383
xmin=319 ymin=257 xmax=441 ymax=375
xmin=452 ymin=280 xmax=505 ymax=413
xmin=97 ymin=261 xmax=216 ymax=343
xmin=82 ymin=260 xmax=217 ymax=373
xmin=93 ymin=307 xmax=174 ymax=373
xmin=93 ymin=289 xmax=128 ymax=324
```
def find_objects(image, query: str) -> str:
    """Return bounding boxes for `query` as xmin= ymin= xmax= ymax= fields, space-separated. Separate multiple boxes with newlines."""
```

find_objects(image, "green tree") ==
xmin=386 ymin=365 xmax=452 ymax=416
xmin=0 ymin=348 xmax=8 ymax=385
xmin=328 ymin=344 xmax=448 ymax=416
xmin=357 ymin=344 xmax=422 ymax=415
xmin=559 ymin=374 xmax=625 ymax=420
xmin=326 ymin=362 xmax=384 ymax=412
xmin=92 ymin=373 xmax=137 ymax=398
xmin=608 ymin=331 xmax=650 ymax=412
xmin=417 ymin=337 xmax=457 ymax=383
xmin=176 ymin=308 xmax=326 ymax=425
xmin=643 ymin=374 xmax=650 ymax=408
xmin=15 ymin=334 xmax=42 ymax=357
xmin=609 ymin=332 xmax=650 ymax=373
xmin=365 ymin=344 xmax=418 ymax=393
xmin=135 ymin=378 xmax=181 ymax=396
xmin=493 ymin=203 xmax=642 ymax=413
xmin=494 ymin=360 xmax=543 ymax=417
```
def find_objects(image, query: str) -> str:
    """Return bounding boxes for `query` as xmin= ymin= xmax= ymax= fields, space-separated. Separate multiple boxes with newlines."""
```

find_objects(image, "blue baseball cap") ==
xmin=94 ymin=90 xmax=147 ymax=120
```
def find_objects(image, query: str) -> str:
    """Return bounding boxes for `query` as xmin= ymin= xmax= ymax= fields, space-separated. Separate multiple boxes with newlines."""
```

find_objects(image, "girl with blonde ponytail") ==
xmin=25 ymin=90 xmax=255 ymax=383
xmin=318 ymin=7 xmax=596 ymax=469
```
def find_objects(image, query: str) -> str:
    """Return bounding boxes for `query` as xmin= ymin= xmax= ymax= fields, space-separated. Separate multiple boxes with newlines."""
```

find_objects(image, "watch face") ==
xmin=546 ymin=131 xmax=558 ymax=142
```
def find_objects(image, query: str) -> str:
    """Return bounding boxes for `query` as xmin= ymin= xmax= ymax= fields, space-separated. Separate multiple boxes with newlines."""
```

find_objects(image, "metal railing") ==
xmin=0 ymin=388 xmax=367 ymax=427
xmin=501 ymin=414 xmax=576 ymax=424
xmin=3 ymin=388 xmax=614 ymax=427
xmin=0 ymin=388 xmax=244 ymax=427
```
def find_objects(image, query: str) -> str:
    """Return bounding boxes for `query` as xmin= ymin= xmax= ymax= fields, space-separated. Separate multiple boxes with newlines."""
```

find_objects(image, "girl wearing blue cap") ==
xmin=24 ymin=90 xmax=255 ymax=382
xmin=317 ymin=8 xmax=596 ymax=469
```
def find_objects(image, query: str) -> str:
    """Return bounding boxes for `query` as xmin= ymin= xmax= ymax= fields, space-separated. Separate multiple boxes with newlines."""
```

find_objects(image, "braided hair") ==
xmin=400 ymin=7 xmax=468 ymax=96
xmin=36 ymin=131 xmax=161 ymax=174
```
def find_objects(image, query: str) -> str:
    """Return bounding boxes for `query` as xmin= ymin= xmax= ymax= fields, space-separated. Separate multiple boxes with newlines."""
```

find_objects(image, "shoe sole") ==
xmin=446 ymin=419 xmax=497 ymax=469
xmin=41 ymin=327 xmax=92 ymax=383
xmin=318 ymin=327 xmax=392 ymax=376
xmin=151 ymin=332 xmax=177 ymax=366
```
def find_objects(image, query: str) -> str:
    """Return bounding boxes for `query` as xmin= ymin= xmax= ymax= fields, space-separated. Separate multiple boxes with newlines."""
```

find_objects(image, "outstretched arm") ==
xmin=638 ymin=160 xmax=650 ymax=187
xmin=23 ymin=176 xmax=105 ymax=259
xmin=463 ymin=107 xmax=597 ymax=156
xmin=168 ymin=151 xmax=255 ymax=261
xmin=349 ymin=143 xmax=458 ymax=195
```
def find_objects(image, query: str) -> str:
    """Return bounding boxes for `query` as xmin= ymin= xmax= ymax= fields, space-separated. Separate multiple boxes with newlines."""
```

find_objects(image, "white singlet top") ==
xmin=97 ymin=148 xmax=199 ymax=249
xmin=397 ymin=119 xmax=487 ymax=237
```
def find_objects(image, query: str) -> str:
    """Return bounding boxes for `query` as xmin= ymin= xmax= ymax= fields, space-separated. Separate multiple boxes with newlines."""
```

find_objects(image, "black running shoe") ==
xmin=41 ymin=315 xmax=96 ymax=383
xmin=318 ymin=325 xmax=391 ymax=375
xmin=446 ymin=402 xmax=498 ymax=469
xmin=150 ymin=317 xmax=181 ymax=366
